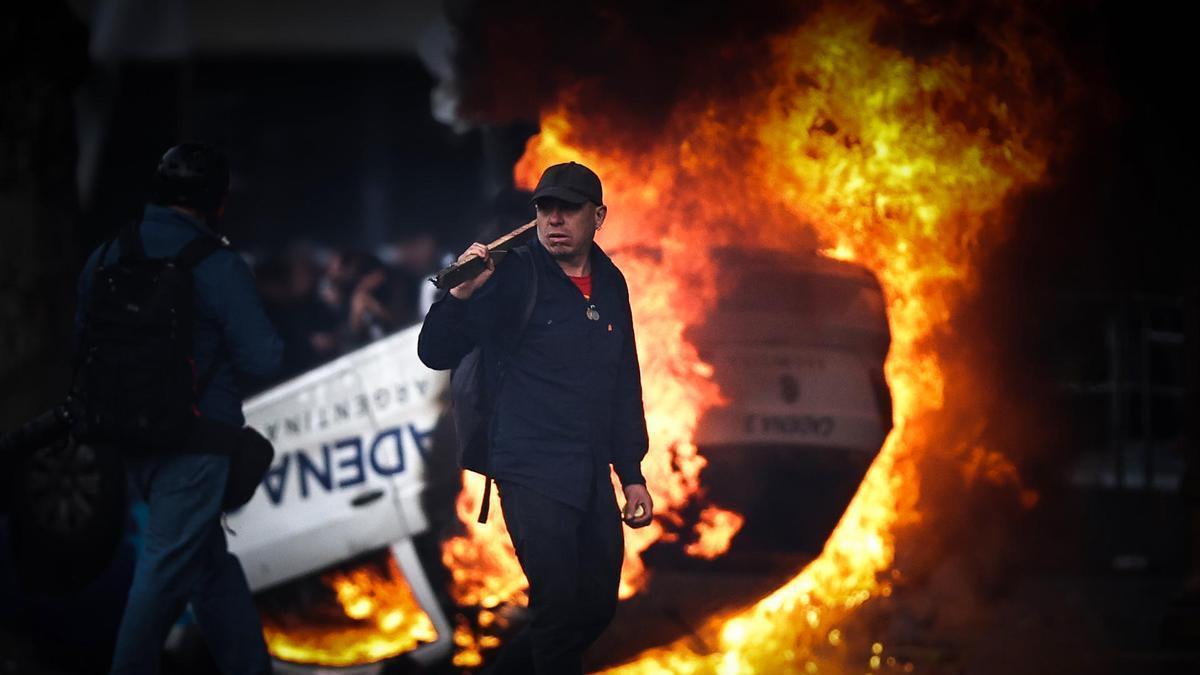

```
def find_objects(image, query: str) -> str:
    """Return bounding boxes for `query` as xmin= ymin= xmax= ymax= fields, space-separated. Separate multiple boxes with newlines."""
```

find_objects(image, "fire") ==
xmin=442 ymin=472 xmax=528 ymax=610
xmin=499 ymin=3 xmax=1051 ymax=673
xmin=260 ymin=555 xmax=438 ymax=667
xmin=432 ymin=0 xmax=1068 ymax=669
xmin=686 ymin=506 xmax=747 ymax=560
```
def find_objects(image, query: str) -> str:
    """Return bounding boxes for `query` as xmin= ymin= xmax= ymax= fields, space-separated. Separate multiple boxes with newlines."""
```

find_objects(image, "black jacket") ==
xmin=418 ymin=237 xmax=648 ymax=509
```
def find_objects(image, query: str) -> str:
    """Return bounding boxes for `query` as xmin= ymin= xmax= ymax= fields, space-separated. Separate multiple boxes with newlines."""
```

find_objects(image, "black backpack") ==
xmin=449 ymin=246 xmax=538 ymax=522
xmin=70 ymin=223 xmax=223 ymax=452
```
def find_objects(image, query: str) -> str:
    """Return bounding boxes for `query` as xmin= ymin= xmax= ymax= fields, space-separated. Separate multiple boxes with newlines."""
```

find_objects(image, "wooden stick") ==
xmin=430 ymin=220 xmax=537 ymax=290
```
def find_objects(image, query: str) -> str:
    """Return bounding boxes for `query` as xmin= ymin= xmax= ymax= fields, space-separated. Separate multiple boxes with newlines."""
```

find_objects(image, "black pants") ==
xmin=488 ymin=478 xmax=624 ymax=675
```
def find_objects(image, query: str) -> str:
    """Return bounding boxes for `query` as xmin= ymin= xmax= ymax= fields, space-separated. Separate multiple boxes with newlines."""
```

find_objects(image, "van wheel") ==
xmin=8 ymin=433 xmax=126 ymax=592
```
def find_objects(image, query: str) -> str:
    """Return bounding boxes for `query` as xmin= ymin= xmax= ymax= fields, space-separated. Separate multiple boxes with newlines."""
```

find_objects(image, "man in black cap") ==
xmin=419 ymin=161 xmax=653 ymax=674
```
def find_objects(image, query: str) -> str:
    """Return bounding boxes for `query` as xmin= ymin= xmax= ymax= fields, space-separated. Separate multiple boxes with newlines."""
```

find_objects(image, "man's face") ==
xmin=534 ymin=197 xmax=607 ymax=261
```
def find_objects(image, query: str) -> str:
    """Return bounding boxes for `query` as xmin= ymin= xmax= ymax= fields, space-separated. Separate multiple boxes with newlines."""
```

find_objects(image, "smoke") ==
xmin=445 ymin=0 xmax=811 ymax=129
xmin=443 ymin=0 xmax=1077 ymax=137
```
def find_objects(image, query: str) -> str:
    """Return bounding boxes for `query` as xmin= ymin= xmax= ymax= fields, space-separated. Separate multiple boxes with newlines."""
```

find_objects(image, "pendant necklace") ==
xmin=586 ymin=304 xmax=600 ymax=321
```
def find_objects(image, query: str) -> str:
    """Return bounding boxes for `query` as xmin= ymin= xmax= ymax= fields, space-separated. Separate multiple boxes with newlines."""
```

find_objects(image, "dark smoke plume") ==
xmin=446 ymin=0 xmax=813 ymax=129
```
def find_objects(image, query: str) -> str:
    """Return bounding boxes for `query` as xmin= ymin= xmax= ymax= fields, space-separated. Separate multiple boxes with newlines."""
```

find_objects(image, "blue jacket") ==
xmin=418 ymin=237 xmax=648 ymax=509
xmin=76 ymin=205 xmax=284 ymax=427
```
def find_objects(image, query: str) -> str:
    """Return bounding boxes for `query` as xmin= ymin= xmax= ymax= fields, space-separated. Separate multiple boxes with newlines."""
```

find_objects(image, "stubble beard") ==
xmin=548 ymin=240 xmax=591 ymax=265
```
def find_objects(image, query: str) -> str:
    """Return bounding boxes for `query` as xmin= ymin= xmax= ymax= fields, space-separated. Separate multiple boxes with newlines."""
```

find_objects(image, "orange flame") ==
xmin=438 ymin=1 xmax=1067 ymax=670
xmin=260 ymin=556 xmax=438 ymax=667
xmin=509 ymin=4 xmax=1051 ymax=673
xmin=686 ymin=506 xmax=747 ymax=560
xmin=442 ymin=472 xmax=529 ymax=610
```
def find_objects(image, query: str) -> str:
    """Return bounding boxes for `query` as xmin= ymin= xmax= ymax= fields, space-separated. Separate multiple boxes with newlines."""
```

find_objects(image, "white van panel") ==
xmin=227 ymin=326 xmax=448 ymax=592
xmin=695 ymin=346 xmax=887 ymax=452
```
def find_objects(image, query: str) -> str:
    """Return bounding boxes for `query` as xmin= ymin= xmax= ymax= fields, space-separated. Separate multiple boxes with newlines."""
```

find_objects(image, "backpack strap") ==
xmin=477 ymin=477 xmax=494 ymax=524
xmin=515 ymin=247 xmax=540 ymax=339
xmin=117 ymin=222 xmax=146 ymax=262
xmin=476 ymin=246 xmax=540 ymax=524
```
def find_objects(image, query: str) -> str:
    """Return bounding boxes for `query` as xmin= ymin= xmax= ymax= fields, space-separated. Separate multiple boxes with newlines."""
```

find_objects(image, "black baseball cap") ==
xmin=530 ymin=162 xmax=603 ymax=206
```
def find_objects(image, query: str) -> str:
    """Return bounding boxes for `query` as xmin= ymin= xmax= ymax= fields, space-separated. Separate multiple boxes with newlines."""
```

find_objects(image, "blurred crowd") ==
xmin=248 ymin=190 xmax=534 ymax=385
xmin=252 ymin=231 xmax=446 ymax=382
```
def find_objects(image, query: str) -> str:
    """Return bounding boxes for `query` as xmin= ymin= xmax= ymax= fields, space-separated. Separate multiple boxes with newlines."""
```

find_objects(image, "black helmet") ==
xmin=150 ymin=142 xmax=230 ymax=218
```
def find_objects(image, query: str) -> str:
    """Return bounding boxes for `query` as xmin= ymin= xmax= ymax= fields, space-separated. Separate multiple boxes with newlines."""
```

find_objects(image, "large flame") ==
xmin=441 ymin=1 xmax=1064 ymax=670
xmin=260 ymin=555 xmax=438 ymax=667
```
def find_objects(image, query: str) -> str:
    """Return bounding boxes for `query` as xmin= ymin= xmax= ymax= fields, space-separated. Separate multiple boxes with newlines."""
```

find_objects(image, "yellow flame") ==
xmin=261 ymin=556 xmax=437 ymax=667
xmin=685 ymin=506 xmax=746 ymax=560
xmin=442 ymin=1 xmax=1061 ymax=670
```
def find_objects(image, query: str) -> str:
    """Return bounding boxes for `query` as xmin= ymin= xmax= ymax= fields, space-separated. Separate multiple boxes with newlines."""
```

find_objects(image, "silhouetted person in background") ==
xmin=76 ymin=143 xmax=281 ymax=675
xmin=256 ymin=247 xmax=335 ymax=379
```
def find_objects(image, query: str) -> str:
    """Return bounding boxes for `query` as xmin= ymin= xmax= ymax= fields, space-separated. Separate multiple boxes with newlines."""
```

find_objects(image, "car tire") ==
xmin=8 ymin=433 xmax=127 ymax=592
